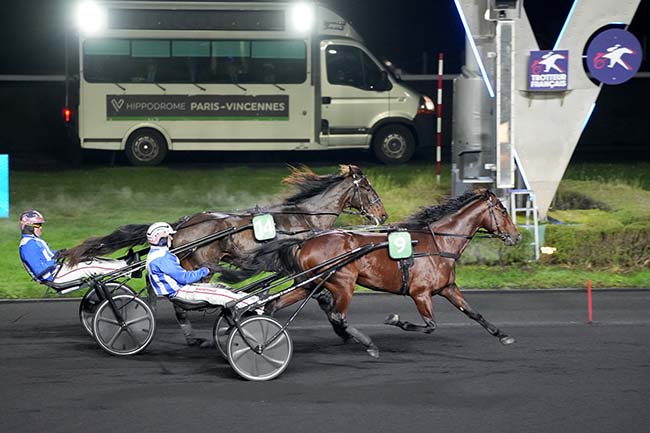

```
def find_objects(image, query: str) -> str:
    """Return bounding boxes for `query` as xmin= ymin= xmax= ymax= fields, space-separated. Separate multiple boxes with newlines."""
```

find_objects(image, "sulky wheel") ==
xmin=213 ymin=313 xmax=234 ymax=360
xmin=227 ymin=315 xmax=293 ymax=381
xmin=79 ymin=283 xmax=136 ymax=337
xmin=92 ymin=294 xmax=156 ymax=356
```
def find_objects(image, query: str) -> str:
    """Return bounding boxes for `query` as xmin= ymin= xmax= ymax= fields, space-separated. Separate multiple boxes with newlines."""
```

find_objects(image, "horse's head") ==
xmin=281 ymin=164 xmax=387 ymax=224
xmin=341 ymin=165 xmax=388 ymax=225
xmin=479 ymin=190 xmax=521 ymax=246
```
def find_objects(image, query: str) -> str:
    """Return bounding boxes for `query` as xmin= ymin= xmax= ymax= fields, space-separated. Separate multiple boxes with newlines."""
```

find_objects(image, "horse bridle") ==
xmin=341 ymin=174 xmax=384 ymax=224
xmin=484 ymin=193 xmax=513 ymax=243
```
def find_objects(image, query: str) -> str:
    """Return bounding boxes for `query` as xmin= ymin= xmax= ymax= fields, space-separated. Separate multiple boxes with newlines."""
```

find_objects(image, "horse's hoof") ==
xmin=367 ymin=347 xmax=380 ymax=358
xmin=384 ymin=313 xmax=400 ymax=326
xmin=500 ymin=335 xmax=516 ymax=345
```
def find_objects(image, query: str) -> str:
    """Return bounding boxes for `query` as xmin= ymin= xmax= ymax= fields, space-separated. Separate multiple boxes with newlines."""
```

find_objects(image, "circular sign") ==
xmin=586 ymin=29 xmax=642 ymax=85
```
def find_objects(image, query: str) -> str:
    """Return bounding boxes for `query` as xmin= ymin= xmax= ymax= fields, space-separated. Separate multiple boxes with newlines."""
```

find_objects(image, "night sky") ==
xmin=2 ymin=0 xmax=646 ymax=76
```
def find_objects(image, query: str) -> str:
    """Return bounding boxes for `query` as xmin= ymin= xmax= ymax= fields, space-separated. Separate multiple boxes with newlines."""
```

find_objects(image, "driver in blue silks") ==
xmin=145 ymin=222 xmax=261 ymax=347
xmin=19 ymin=210 xmax=127 ymax=285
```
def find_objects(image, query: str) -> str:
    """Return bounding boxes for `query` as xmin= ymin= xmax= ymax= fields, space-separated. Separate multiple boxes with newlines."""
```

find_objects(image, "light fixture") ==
xmin=76 ymin=1 xmax=107 ymax=36
xmin=289 ymin=3 xmax=315 ymax=34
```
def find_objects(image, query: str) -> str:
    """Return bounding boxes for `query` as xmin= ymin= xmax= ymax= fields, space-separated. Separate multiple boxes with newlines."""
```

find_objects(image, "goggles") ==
xmin=32 ymin=223 xmax=43 ymax=229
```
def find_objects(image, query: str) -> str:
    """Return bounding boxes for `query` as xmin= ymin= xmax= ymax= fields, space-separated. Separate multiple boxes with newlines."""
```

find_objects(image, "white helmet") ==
xmin=146 ymin=222 xmax=176 ymax=245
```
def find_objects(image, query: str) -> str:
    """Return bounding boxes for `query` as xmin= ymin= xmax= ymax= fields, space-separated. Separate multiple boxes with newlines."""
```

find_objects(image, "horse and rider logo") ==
xmin=532 ymin=51 xmax=567 ymax=74
xmin=594 ymin=44 xmax=635 ymax=70
xmin=586 ymin=28 xmax=642 ymax=85
xmin=528 ymin=50 xmax=568 ymax=91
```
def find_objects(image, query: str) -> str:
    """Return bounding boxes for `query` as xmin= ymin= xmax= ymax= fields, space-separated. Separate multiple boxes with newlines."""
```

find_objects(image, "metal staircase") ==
xmin=509 ymin=189 xmax=540 ymax=260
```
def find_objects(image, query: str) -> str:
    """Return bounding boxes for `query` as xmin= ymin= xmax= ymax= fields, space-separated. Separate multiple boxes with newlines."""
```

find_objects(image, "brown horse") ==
xmin=223 ymin=189 xmax=521 ymax=358
xmin=63 ymin=165 xmax=387 ymax=279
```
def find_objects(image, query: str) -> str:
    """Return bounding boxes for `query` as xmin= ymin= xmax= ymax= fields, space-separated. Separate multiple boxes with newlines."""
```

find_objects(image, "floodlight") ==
xmin=76 ymin=1 xmax=107 ymax=36
xmin=289 ymin=3 xmax=315 ymax=34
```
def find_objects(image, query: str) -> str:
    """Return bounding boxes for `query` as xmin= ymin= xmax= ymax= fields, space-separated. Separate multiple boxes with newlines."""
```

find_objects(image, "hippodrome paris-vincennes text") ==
xmin=123 ymin=101 xmax=286 ymax=112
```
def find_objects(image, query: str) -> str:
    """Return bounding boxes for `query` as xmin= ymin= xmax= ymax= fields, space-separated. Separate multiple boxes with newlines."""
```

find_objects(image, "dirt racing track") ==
xmin=1 ymin=290 xmax=649 ymax=433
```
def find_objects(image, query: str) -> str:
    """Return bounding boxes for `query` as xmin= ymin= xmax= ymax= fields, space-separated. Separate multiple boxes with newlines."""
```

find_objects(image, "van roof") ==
xmin=103 ymin=1 xmax=363 ymax=41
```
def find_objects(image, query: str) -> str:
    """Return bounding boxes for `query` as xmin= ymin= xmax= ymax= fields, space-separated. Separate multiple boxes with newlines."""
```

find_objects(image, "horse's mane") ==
xmin=281 ymin=165 xmax=353 ymax=205
xmin=396 ymin=189 xmax=484 ymax=230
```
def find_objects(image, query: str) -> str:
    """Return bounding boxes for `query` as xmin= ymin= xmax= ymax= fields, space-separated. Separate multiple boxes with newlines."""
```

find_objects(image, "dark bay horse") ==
xmin=223 ymin=189 xmax=521 ymax=358
xmin=62 ymin=165 xmax=387 ymax=278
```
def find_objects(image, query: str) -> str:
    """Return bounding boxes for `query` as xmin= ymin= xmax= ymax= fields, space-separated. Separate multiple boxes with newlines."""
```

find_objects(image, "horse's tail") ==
xmin=62 ymin=224 xmax=151 ymax=266
xmin=62 ymin=216 xmax=191 ymax=266
xmin=218 ymin=238 xmax=304 ymax=284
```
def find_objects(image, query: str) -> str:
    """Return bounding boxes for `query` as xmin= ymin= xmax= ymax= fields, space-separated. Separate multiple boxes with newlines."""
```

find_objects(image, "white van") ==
xmin=68 ymin=1 xmax=435 ymax=165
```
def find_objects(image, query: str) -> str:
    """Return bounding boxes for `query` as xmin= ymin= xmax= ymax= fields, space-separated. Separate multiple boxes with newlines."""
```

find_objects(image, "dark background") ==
xmin=0 ymin=0 xmax=648 ymax=166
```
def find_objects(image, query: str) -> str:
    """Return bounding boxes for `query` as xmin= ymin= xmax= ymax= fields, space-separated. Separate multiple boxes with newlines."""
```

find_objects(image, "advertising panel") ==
xmin=528 ymin=50 xmax=569 ymax=91
xmin=106 ymin=95 xmax=289 ymax=120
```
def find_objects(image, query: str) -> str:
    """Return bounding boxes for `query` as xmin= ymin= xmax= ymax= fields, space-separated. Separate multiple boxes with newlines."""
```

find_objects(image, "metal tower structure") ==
xmin=452 ymin=0 xmax=642 ymax=220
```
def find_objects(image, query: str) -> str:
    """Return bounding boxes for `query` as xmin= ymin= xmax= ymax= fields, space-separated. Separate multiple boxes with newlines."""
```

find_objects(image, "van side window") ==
xmin=326 ymin=45 xmax=384 ymax=90
xmin=83 ymin=38 xmax=306 ymax=84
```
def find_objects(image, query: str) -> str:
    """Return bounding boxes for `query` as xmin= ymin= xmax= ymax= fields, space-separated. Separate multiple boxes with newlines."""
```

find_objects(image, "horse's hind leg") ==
xmin=384 ymin=293 xmax=436 ymax=334
xmin=318 ymin=289 xmax=379 ymax=358
xmin=316 ymin=291 xmax=351 ymax=342
xmin=440 ymin=284 xmax=515 ymax=345
xmin=336 ymin=313 xmax=380 ymax=359
xmin=264 ymin=287 xmax=311 ymax=315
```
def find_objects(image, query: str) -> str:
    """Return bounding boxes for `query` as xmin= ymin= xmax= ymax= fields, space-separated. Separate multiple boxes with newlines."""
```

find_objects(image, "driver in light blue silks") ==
xmin=145 ymin=222 xmax=261 ymax=347
xmin=19 ymin=210 xmax=127 ymax=284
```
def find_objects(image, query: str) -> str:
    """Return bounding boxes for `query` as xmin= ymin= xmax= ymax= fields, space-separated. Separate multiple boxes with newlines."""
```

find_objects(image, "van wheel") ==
xmin=125 ymin=130 xmax=168 ymax=166
xmin=372 ymin=125 xmax=415 ymax=164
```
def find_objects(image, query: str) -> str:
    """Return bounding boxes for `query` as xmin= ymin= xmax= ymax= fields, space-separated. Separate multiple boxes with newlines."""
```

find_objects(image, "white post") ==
xmin=436 ymin=53 xmax=444 ymax=184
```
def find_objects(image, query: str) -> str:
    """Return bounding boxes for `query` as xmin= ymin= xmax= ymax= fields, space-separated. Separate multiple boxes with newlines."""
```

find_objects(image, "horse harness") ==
xmin=394 ymin=229 xmax=472 ymax=296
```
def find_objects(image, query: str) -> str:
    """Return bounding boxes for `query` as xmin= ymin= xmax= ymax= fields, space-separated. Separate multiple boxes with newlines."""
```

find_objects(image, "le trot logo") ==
xmin=528 ymin=50 xmax=569 ymax=91
xmin=586 ymin=28 xmax=642 ymax=85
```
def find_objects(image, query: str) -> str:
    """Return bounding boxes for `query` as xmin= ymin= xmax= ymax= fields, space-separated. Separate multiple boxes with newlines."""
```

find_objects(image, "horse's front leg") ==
xmin=440 ymin=284 xmax=515 ymax=345
xmin=384 ymin=292 xmax=436 ymax=334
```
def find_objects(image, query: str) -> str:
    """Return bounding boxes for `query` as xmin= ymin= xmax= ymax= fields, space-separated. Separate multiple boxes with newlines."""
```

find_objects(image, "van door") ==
xmin=320 ymin=41 xmax=391 ymax=147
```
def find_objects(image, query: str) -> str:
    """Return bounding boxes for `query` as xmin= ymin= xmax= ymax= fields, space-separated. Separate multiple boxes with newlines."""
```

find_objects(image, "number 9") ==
xmin=394 ymin=236 xmax=406 ymax=253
